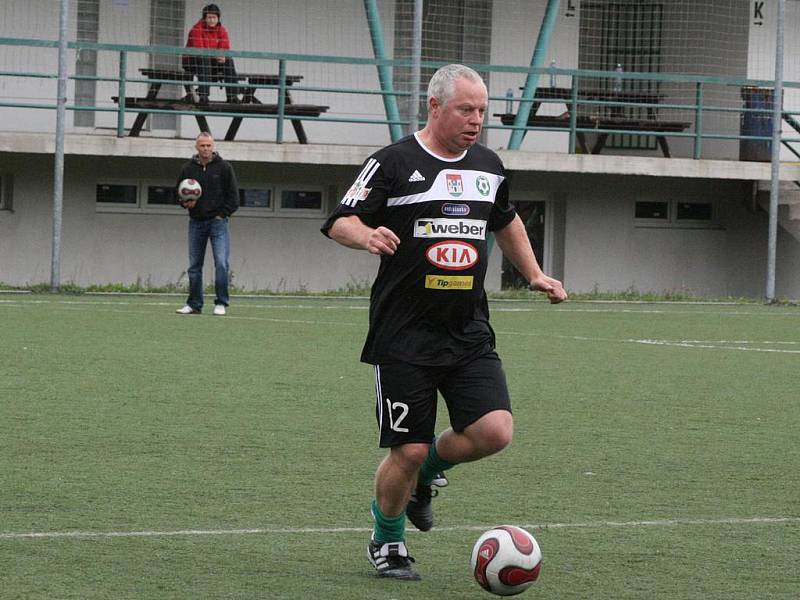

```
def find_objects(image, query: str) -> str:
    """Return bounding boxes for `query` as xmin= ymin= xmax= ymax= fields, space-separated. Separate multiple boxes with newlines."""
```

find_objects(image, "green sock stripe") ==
xmin=371 ymin=498 xmax=405 ymax=544
xmin=419 ymin=438 xmax=456 ymax=486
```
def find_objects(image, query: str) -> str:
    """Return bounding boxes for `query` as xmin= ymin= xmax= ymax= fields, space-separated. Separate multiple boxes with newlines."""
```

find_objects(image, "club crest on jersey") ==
xmin=476 ymin=175 xmax=490 ymax=196
xmin=442 ymin=203 xmax=470 ymax=216
xmin=425 ymin=240 xmax=479 ymax=270
xmin=446 ymin=173 xmax=464 ymax=197
xmin=342 ymin=157 xmax=379 ymax=207
xmin=342 ymin=181 xmax=371 ymax=205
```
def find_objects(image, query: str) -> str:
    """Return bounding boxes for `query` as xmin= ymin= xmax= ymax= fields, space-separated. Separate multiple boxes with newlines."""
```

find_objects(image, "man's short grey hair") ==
xmin=196 ymin=131 xmax=214 ymax=141
xmin=427 ymin=64 xmax=485 ymax=107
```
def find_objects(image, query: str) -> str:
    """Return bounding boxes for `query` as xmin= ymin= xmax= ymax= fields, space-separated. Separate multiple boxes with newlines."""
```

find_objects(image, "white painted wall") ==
xmin=0 ymin=150 xmax=492 ymax=292
xmin=5 ymin=150 xmax=800 ymax=299
xmin=510 ymin=171 xmax=800 ymax=299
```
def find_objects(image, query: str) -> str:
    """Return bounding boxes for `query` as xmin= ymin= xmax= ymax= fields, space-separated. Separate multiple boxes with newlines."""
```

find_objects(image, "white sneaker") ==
xmin=176 ymin=305 xmax=200 ymax=315
xmin=213 ymin=304 xmax=226 ymax=316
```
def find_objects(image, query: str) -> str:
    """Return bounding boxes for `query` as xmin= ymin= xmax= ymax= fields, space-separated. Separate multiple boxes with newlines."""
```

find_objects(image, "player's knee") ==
xmin=481 ymin=426 xmax=513 ymax=455
xmin=392 ymin=442 xmax=430 ymax=470
xmin=475 ymin=410 xmax=513 ymax=455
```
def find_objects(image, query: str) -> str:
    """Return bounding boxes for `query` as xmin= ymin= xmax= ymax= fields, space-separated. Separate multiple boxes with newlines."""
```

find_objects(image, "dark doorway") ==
xmin=501 ymin=201 xmax=545 ymax=290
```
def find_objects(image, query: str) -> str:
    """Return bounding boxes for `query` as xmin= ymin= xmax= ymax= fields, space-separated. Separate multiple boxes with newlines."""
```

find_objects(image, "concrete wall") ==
xmin=0 ymin=152 xmax=384 ymax=291
xmin=5 ymin=150 xmax=800 ymax=299
xmin=509 ymin=171 xmax=800 ymax=299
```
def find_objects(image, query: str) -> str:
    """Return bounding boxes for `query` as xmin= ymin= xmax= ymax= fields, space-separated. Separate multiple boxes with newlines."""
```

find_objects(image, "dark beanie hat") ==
xmin=202 ymin=4 xmax=221 ymax=17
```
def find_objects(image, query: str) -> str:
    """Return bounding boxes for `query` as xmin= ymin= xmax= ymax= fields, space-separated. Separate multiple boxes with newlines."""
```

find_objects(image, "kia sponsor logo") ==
xmin=414 ymin=218 xmax=487 ymax=240
xmin=425 ymin=240 xmax=479 ymax=270
xmin=442 ymin=203 xmax=470 ymax=216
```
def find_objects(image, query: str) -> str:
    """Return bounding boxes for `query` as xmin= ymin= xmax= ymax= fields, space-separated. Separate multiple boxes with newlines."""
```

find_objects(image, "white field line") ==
xmin=619 ymin=338 xmax=800 ymax=353
xmin=495 ymin=330 xmax=800 ymax=354
xmin=4 ymin=298 xmax=800 ymax=352
xmin=0 ymin=299 xmax=370 ymax=311
xmin=3 ymin=297 xmax=800 ymax=317
xmin=1 ymin=516 xmax=797 ymax=541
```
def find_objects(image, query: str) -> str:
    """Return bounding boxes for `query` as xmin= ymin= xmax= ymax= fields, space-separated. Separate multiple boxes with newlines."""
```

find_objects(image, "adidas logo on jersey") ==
xmin=408 ymin=170 xmax=426 ymax=182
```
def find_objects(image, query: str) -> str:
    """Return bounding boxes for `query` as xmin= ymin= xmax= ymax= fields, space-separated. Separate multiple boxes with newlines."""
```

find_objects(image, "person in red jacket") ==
xmin=182 ymin=4 xmax=239 ymax=104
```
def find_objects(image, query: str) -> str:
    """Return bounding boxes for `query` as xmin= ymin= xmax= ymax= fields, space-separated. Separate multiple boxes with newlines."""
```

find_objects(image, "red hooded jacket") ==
xmin=182 ymin=18 xmax=230 ymax=63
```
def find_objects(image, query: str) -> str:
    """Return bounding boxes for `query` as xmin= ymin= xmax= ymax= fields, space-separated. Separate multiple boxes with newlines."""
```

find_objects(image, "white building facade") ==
xmin=2 ymin=0 xmax=800 ymax=299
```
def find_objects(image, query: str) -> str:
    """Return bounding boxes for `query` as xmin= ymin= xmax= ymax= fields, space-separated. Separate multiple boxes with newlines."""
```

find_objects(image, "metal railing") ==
xmin=1 ymin=36 xmax=799 ymax=158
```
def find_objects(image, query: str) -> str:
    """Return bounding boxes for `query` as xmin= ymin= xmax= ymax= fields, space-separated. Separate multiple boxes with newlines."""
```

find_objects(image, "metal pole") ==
xmin=409 ymin=0 xmax=423 ymax=133
xmin=363 ymin=0 xmax=403 ymax=142
xmin=766 ymin=0 xmax=785 ymax=302
xmin=51 ymin=0 xmax=69 ymax=292
xmin=276 ymin=59 xmax=286 ymax=144
xmin=116 ymin=50 xmax=127 ymax=138
xmin=508 ymin=0 xmax=561 ymax=150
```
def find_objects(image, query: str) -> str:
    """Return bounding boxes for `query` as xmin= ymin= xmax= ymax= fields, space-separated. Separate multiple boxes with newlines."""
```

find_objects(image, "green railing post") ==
xmin=277 ymin=59 xmax=286 ymax=144
xmin=569 ymin=82 xmax=579 ymax=154
xmin=694 ymin=81 xmax=703 ymax=159
xmin=363 ymin=0 xmax=403 ymax=142
xmin=116 ymin=50 xmax=126 ymax=137
xmin=509 ymin=0 xmax=561 ymax=149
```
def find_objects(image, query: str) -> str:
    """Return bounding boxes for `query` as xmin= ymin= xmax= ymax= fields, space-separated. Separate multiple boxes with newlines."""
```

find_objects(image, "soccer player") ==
xmin=321 ymin=64 xmax=567 ymax=580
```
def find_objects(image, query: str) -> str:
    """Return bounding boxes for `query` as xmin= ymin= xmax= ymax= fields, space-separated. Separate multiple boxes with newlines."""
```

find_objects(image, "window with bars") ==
xmin=579 ymin=1 xmax=664 ymax=150
xmin=634 ymin=199 xmax=718 ymax=228
xmin=74 ymin=0 xmax=99 ymax=127
xmin=393 ymin=0 xmax=493 ymax=137
xmin=149 ymin=0 xmax=186 ymax=130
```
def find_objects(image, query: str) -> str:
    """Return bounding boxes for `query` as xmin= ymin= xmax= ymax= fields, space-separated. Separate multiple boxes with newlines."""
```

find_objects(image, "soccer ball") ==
xmin=471 ymin=525 xmax=542 ymax=596
xmin=178 ymin=178 xmax=202 ymax=201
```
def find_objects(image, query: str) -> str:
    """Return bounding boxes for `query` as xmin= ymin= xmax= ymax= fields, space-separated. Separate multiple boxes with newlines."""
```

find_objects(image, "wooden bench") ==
xmin=113 ymin=96 xmax=328 ymax=141
xmin=496 ymin=112 xmax=691 ymax=157
xmin=113 ymin=68 xmax=325 ymax=143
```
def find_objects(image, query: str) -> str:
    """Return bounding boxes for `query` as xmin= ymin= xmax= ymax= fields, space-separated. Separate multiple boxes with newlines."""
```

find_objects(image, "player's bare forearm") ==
xmin=329 ymin=215 xmax=400 ymax=256
xmin=495 ymin=216 xmax=567 ymax=303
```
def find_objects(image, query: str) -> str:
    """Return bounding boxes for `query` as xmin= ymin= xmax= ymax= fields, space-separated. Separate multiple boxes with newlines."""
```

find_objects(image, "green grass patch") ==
xmin=1 ymin=296 xmax=798 ymax=599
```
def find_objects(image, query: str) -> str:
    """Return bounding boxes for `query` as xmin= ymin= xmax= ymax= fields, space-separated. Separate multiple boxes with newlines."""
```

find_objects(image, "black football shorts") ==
xmin=372 ymin=352 xmax=512 ymax=448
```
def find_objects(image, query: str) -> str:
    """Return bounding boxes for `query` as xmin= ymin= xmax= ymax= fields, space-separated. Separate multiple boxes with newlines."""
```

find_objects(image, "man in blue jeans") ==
xmin=175 ymin=132 xmax=239 ymax=316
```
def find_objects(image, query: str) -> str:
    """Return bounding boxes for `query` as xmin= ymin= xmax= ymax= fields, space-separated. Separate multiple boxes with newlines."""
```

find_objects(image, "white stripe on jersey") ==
xmin=341 ymin=158 xmax=381 ymax=207
xmin=386 ymin=170 xmax=504 ymax=207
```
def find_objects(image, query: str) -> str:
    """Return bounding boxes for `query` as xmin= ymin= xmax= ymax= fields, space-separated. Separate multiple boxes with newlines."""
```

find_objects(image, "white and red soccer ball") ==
xmin=471 ymin=525 xmax=542 ymax=596
xmin=178 ymin=178 xmax=202 ymax=201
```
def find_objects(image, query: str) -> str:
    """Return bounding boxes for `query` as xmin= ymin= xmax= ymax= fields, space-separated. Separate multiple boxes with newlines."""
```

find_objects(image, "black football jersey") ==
xmin=321 ymin=134 xmax=517 ymax=366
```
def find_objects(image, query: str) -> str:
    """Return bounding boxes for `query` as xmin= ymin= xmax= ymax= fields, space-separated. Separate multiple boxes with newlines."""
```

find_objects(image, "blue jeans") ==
xmin=187 ymin=217 xmax=230 ymax=311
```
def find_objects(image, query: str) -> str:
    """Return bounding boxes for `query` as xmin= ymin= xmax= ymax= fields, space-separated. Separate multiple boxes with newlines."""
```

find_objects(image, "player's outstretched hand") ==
xmin=530 ymin=275 xmax=567 ymax=304
xmin=366 ymin=226 xmax=400 ymax=256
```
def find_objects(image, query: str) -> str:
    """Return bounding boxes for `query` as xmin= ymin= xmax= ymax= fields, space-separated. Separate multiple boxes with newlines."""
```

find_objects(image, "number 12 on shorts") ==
xmin=385 ymin=398 xmax=409 ymax=432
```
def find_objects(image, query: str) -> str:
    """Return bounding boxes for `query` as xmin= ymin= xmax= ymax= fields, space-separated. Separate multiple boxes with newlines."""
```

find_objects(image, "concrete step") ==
xmin=756 ymin=180 xmax=800 ymax=219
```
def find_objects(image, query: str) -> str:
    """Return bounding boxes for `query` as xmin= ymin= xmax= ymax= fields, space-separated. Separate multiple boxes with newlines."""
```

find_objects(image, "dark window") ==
xmin=393 ymin=0 xmax=493 ymax=136
xmin=635 ymin=201 xmax=669 ymax=219
xmin=149 ymin=0 xmax=186 ymax=130
xmin=579 ymin=1 xmax=664 ymax=150
xmin=281 ymin=190 xmax=322 ymax=210
xmin=147 ymin=185 xmax=180 ymax=205
xmin=239 ymin=188 xmax=272 ymax=208
xmin=676 ymin=202 xmax=713 ymax=221
xmin=74 ymin=0 xmax=99 ymax=127
xmin=97 ymin=184 xmax=137 ymax=204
